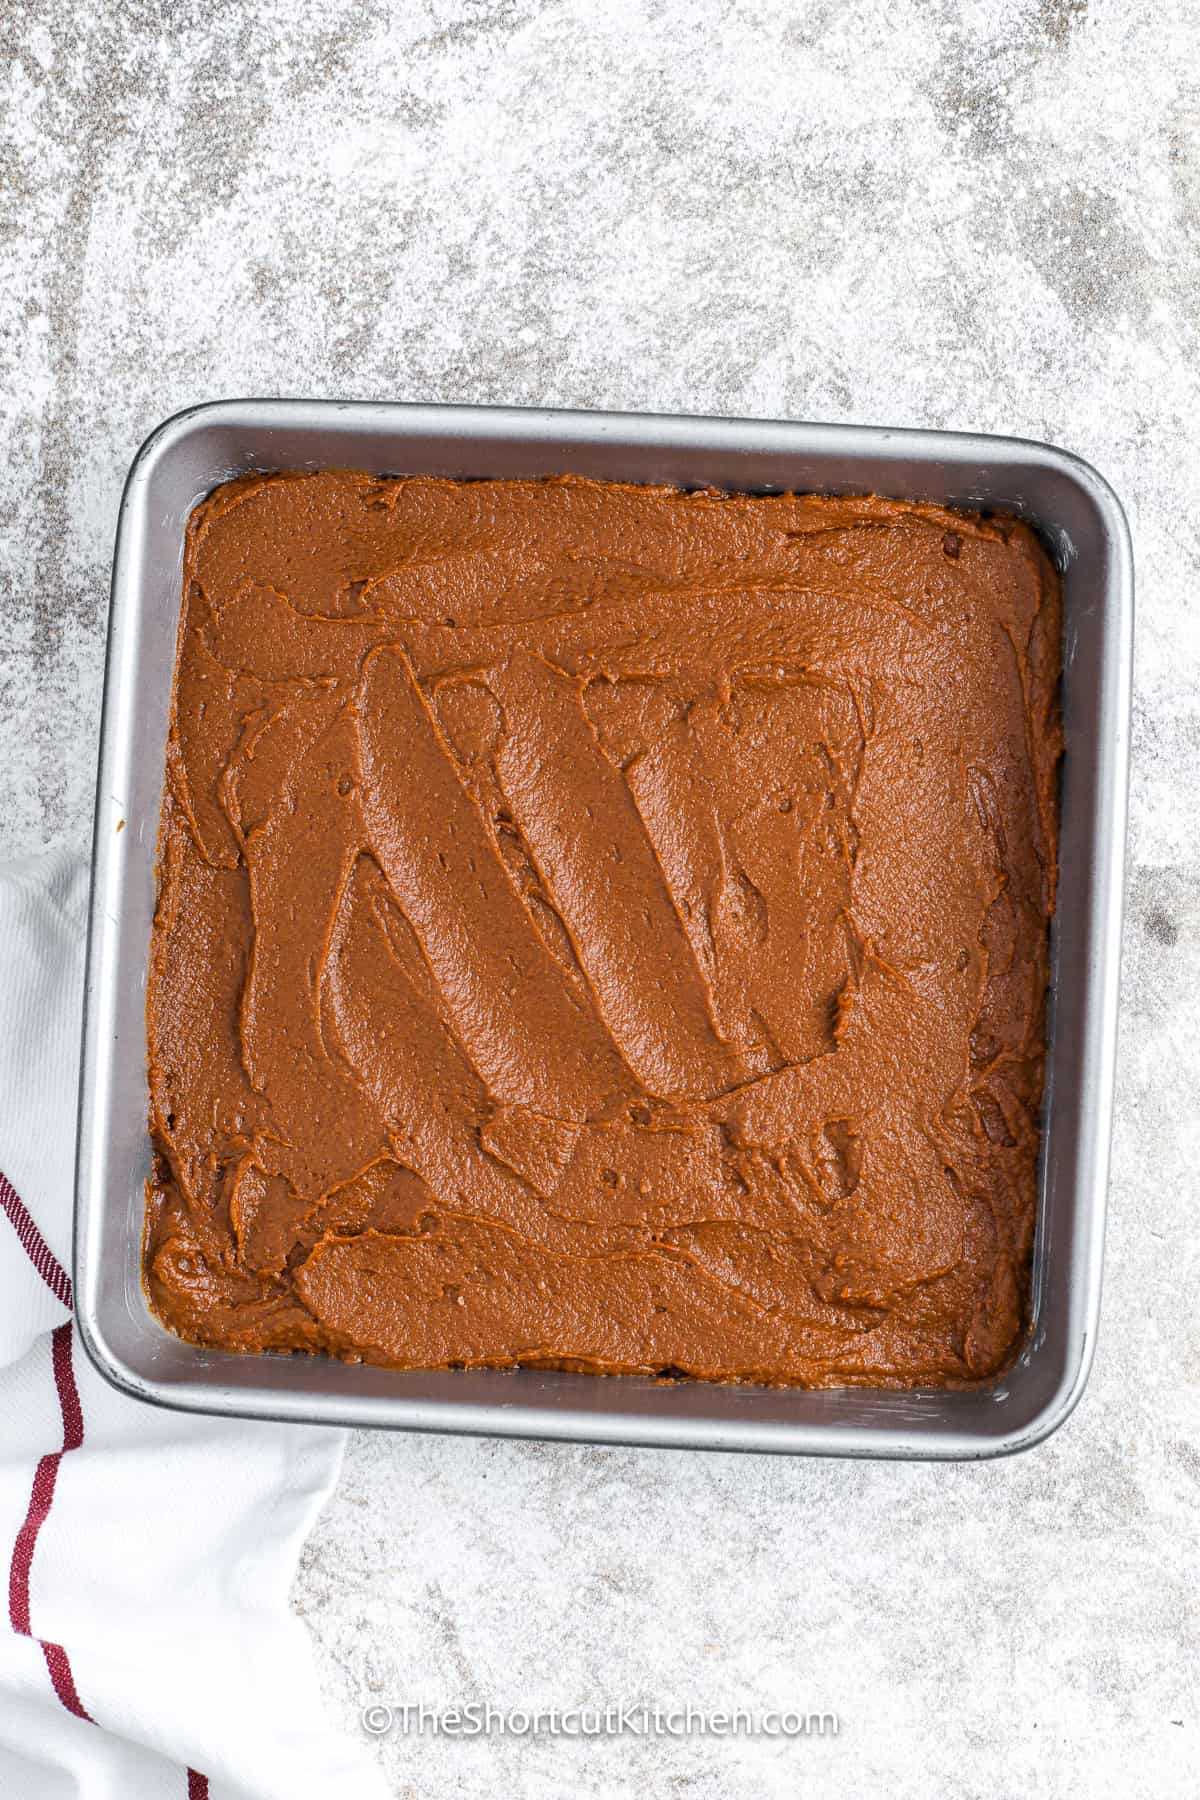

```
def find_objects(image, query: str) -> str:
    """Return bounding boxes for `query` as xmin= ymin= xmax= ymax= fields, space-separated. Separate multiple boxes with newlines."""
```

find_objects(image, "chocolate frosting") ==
xmin=144 ymin=472 xmax=1061 ymax=1387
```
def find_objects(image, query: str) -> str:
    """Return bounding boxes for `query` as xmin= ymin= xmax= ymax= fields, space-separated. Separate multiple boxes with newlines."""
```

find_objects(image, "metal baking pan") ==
xmin=74 ymin=401 xmax=1132 ymax=1457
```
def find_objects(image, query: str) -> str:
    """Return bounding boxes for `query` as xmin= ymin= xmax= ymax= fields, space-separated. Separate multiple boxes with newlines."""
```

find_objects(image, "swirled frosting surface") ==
xmin=145 ymin=471 xmax=1061 ymax=1387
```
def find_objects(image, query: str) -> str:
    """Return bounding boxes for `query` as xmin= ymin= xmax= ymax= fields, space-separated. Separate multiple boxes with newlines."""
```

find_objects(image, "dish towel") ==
xmin=0 ymin=849 xmax=390 ymax=1800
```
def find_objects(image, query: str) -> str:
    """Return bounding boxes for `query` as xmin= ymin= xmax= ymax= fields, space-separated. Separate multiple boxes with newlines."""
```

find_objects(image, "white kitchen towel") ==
xmin=0 ymin=849 xmax=389 ymax=1800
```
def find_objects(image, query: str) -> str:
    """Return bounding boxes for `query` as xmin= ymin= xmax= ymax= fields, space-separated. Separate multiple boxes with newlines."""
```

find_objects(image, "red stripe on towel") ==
xmin=3 ymin=1175 xmax=90 ymax=1718
xmin=39 ymin=1637 xmax=93 ymax=1723
xmin=3 ymin=1166 xmax=210 ymax=1790
xmin=8 ymin=1451 xmax=59 ymax=1635
xmin=7 ymin=1322 xmax=93 ymax=1722
xmin=0 ymin=1168 xmax=72 ymax=1308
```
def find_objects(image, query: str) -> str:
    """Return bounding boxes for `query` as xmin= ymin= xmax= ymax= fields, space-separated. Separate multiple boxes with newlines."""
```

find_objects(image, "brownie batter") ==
xmin=144 ymin=472 xmax=1061 ymax=1387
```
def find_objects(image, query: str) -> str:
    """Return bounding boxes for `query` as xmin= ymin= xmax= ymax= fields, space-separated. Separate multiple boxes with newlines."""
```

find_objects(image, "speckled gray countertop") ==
xmin=3 ymin=2 xmax=1198 ymax=1794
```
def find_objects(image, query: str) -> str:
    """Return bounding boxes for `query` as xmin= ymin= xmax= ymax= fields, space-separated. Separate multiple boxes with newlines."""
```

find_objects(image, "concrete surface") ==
xmin=3 ymin=1 xmax=1198 ymax=1794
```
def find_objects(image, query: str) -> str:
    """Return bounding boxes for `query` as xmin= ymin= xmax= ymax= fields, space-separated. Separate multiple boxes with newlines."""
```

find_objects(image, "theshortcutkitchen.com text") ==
xmin=362 ymin=1701 xmax=840 ymax=1739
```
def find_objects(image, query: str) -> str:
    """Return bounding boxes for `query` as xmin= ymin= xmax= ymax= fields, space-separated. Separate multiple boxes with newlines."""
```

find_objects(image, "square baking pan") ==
xmin=74 ymin=401 xmax=1132 ymax=1457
